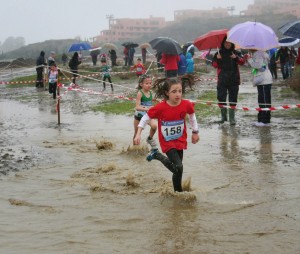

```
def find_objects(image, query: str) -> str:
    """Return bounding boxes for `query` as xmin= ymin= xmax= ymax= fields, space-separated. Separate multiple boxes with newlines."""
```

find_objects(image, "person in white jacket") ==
xmin=246 ymin=50 xmax=273 ymax=126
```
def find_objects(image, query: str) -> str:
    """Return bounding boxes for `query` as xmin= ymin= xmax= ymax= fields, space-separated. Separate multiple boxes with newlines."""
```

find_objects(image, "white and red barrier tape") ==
xmin=57 ymin=83 xmax=300 ymax=112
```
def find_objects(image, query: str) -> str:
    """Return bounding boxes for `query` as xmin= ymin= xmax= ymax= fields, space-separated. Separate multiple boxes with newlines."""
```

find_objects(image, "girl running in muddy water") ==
xmin=133 ymin=78 xmax=200 ymax=192
xmin=133 ymin=74 xmax=158 ymax=151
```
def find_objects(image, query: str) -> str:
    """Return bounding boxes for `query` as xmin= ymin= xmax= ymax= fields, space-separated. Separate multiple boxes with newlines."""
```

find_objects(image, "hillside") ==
xmin=0 ymin=13 xmax=296 ymax=61
xmin=0 ymin=39 xmax=79 ymax=61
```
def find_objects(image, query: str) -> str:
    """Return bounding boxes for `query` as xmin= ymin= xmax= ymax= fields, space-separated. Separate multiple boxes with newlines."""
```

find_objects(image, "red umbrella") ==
xmin=193 ymin=29 xmax=228 ymax=51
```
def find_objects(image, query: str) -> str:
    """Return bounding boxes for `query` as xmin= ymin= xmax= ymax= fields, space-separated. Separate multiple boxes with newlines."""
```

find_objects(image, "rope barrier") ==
xmin=2 ymin=64 xmax=299 ymax=112
xmin=56 ymin=82 xmax=300 ymax=112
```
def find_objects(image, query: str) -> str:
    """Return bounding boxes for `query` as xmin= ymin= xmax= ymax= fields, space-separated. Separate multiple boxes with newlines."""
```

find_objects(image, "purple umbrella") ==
xmin=227 ymin=21 xmax=279 ymax=51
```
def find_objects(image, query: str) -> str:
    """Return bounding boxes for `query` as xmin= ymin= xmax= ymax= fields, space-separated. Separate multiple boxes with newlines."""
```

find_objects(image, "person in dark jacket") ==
xmin=61 ymin=53 xmax=68 ymax=66
xmin=109 ymin=49 xmax=118 ymax=66
xmin=90 ymin=50 xmax=100 ymax=66
xmin=268 ymin=48 xmax=277 ymax=80
xmin=48 ymin=51 xmax=56 ymax=66
xmin=141 ymin=48 xmax=147 ymax=64
xmin=212 ymin=37 xmax=245 ymax=125
xmin=276 ymin=46 xmax=290 ymax=79
xmin=156 ymin=51 xmax=163 ymax=72
xmin=69 ymin=52 xmax=81 ymax=84
xmin=36 ymin=51 xmax=46 ymax=88
xmin=128 ymin=47 xmax=135 ymax=66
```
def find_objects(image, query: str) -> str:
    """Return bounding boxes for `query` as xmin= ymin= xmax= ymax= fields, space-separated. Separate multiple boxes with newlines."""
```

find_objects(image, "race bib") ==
xmin=49 ymin=79 xmax=56 ymax=83
xmin=137 ymin=67 xmax=143 ymax=72
xmin=161 ymin=120 xmax=184 ymax=141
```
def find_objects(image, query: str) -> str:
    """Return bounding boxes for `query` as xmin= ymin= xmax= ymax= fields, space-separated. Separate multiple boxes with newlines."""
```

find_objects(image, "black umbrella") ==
xmin=121 ymin=41 xmax=139 ymax=48
xmin=279 ymin=20 xmax=300 ymax=39
xmin=149 ymin=37 xmax=182 ymax=55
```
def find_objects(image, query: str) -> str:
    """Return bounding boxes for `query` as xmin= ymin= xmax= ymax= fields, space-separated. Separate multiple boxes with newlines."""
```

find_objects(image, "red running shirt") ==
xmin=147 ymin=100 xmax=195 ymax=153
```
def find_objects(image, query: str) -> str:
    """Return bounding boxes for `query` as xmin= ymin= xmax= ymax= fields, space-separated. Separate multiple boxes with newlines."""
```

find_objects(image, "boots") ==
xmin=229 ymin=108 xmax=236 ymax=125
xmin=219 ymin=108 xmax=227 ymax=123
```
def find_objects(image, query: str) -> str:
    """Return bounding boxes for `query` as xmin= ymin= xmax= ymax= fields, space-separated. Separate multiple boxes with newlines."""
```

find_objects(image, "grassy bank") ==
xmin=91 ymin=90 xmax=220 ymax=120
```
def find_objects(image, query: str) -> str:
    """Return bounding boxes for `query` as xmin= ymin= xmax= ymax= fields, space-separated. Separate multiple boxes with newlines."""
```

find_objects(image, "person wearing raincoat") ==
xmin=69 ymin=52 xmax=81 ymax=84
xmin=275 ymin=46 xmax=290 ymax=79
xmin=109 ymin=49 xmax=118 ymax=66
xmin=212 ymin=37 xmax=245 ymax=125
xmin=186 ymin=52 xmax=194 ymax=74
xmin=160 ymin=53 xmax=180 ymax=78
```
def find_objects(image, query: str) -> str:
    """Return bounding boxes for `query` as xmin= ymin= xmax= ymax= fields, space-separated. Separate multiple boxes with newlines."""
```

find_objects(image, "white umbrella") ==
xmin=89 ymin=46 xmax=102 ymax=52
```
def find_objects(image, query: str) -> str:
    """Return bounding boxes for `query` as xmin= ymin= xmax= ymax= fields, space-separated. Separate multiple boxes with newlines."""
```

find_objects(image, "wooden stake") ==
xmin=57 ymin=70 xmax=60 ymax=125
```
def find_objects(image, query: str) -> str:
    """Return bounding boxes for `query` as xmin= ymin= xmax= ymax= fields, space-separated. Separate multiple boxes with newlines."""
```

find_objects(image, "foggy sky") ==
xmin=1 ymin=0 xmax=254 ymax=45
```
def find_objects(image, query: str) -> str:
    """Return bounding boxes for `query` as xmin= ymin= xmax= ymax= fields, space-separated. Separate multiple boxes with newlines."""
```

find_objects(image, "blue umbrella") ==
xmin=278 ymin=37 xmax=300 ymax=46
xmin=278 ymin=20 xmax=300 ymax=39
xmin=68 ymin=42 xmax=92 ymax=52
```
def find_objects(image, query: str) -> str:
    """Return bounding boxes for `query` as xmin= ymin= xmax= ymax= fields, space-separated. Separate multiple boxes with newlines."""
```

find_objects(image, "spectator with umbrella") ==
xmin=155 ymin=51 xmax=164 ymax=72
xmin=35 ymin=51 xmax=46 ymax=88
xmin=61 ymin=53 xmax=68 ymax=66
xmin=160 ymin=53 xmax=180 ymax=78
xmin=109 ymin=49 xmax=118 ymax=66
xmin=212 ymin=36 xmax=245 ymax=125
xmin=140 ymin=42 xmax=150 ymax=64
xmin=48 ymin=51 xmax=56 ymax=66
xmin=276 ymin=46 xmax=291 ymax=79
xmin=296 ymin=48 xmax=300 ymax=65
xmin=141 ymin=48 xmax=147 ymax=64
xmin=227 ymin=21 xmax=277 ymax=126
xmin=245 ymin=49 xmax=273 ymax=126
xmin=68 ymin=52 xmax=81 ymax=84
xmin=123 ymin=46 xmax=129 ymax=66
xmin=149 ymin=37 xmax=182 ymax=78
xmin=177 ymin=52 xmax=187 ymax=76
xmin=122 ymin=42 xmax=138 ymax=66
xmin=289 ymin=46 xmax=297 ymax=75
xmin=128 ymin=47 xmax=135 ymax=66
xmin=89 ymin=47 xmax=101 ymax=66
xmin=268 ymin=48 xmax=278 ymax=80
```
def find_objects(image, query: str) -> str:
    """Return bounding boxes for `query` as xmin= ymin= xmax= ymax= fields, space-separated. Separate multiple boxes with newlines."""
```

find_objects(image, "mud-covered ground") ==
xmin=0 ymin=68 xmax=300 ymax=254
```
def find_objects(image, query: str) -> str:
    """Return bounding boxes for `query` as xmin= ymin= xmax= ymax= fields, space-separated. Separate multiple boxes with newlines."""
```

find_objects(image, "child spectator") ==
xmin=186 ymin=52 xmax=195 ymax=74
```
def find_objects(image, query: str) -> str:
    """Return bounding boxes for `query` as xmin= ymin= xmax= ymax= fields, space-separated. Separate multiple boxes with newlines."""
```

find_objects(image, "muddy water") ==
xmin=0 ymin=77 xmax=300 ymax=254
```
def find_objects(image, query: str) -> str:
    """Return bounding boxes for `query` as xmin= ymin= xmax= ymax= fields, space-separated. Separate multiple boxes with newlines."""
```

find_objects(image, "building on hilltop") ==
xmin=174 ymin=8 xmax=229 ymax=21
xmin=95 ymin=16 xmax=166 ymax=43
xmin=242 ymin=0 xmax=300 ymax=18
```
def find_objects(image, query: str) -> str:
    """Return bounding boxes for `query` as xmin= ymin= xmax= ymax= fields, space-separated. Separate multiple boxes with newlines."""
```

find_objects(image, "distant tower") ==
xmin=106 ymin=14 xmax=114 ymax=29
xmin=227 ymin=6 xmax=235 ymax=16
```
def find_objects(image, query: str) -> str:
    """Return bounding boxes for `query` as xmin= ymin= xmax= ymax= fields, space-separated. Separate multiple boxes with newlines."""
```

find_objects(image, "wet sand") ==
xmin=0 ymin=72 xmax=300 ymax=254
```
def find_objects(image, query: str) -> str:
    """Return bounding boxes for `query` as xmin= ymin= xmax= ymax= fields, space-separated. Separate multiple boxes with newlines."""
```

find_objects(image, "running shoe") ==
xmin=146 ymin=149 xmax=158 ymax=161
